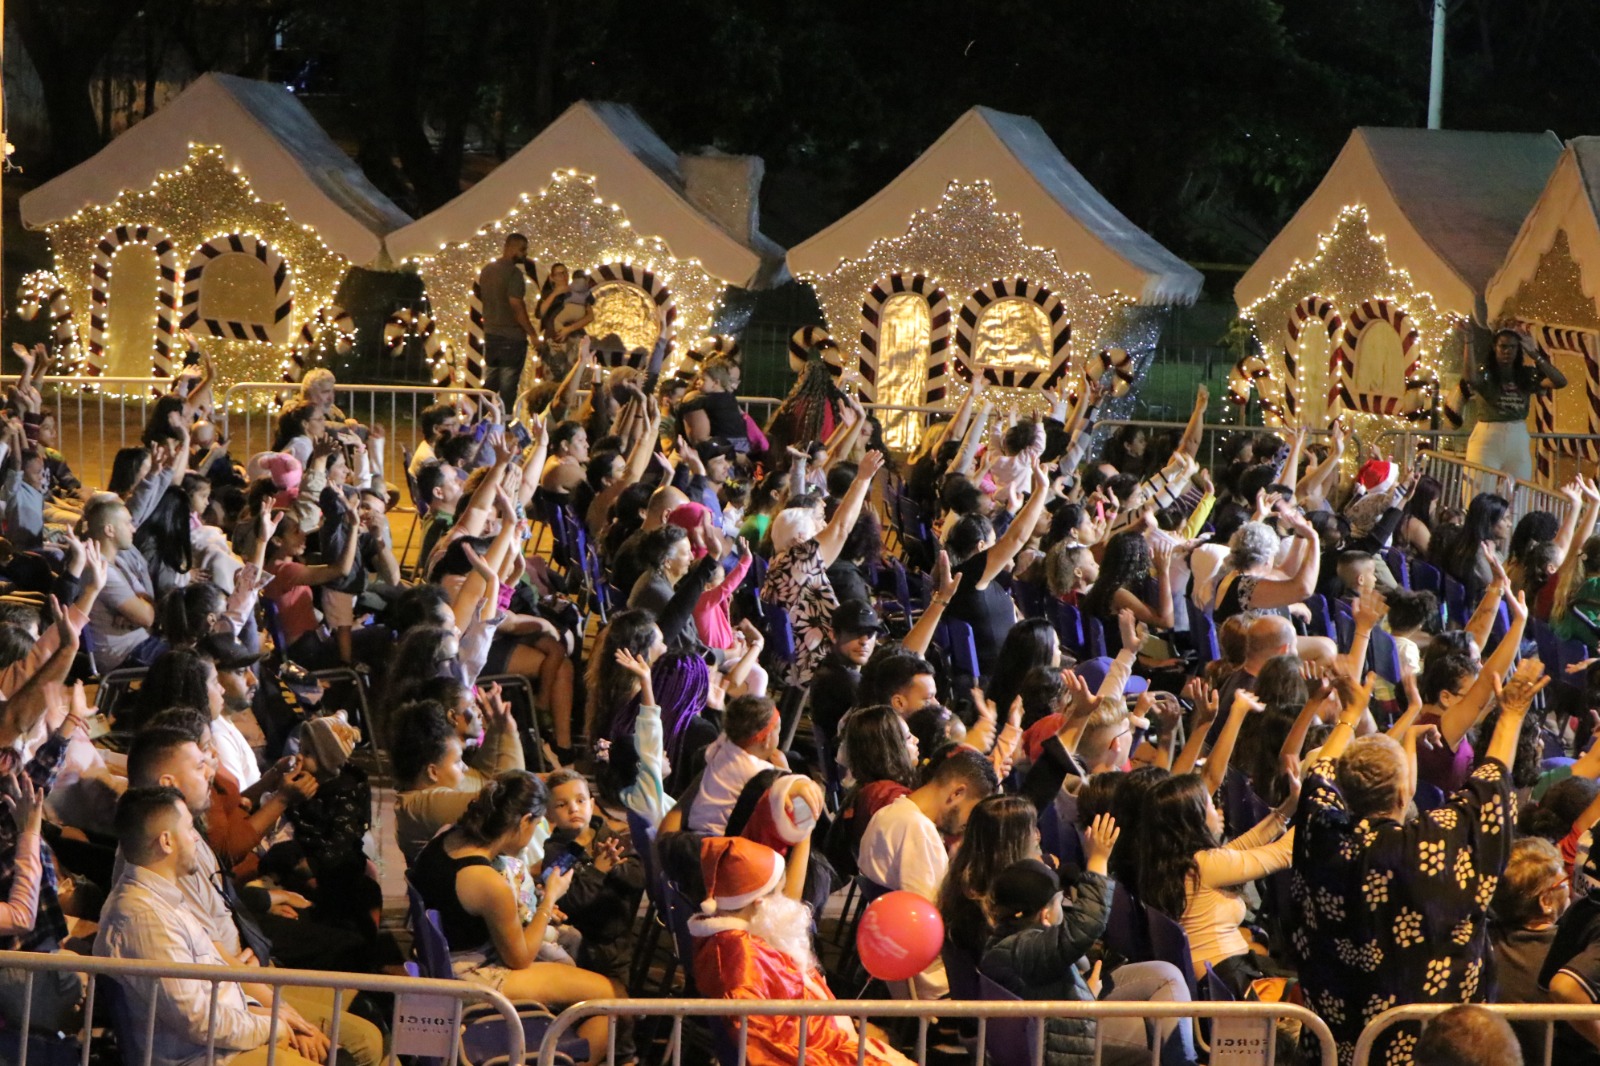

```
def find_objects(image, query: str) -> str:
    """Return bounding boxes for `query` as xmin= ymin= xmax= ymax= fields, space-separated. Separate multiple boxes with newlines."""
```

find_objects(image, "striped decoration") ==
xmin=180 ymin=234 xmax=291 ymax=343
xmin=1286 ymin=295 xmax=1342 ymax=425
xmin=1092 ymin=348 xmax=1137 ymax=399
xmin=1525 ymin=324 xmax=1600 ymax=482
xmin=675 ymin=335 xmax=741 ymax=383
xmin=88 ymin=225 xmax=182 ymax=381
xmin=280 ymin=305 xmax=356 ymax=393
xmin=859 ymin=272 xmax=948 ymax=405
xmin=789 ymin=326 xmax=839 ymax=376
xmin=952 ymin=278 xmax=1072 ymax=391
xmin=1331 ymin=299 xmax=1421 ymax=416
xmin=383 ymin=308 xmax=440 ymax=357
xmin=16 ymin=271 xmax=83 ymax=375
xmin=591 ymin=262 xmax=675 ymax=351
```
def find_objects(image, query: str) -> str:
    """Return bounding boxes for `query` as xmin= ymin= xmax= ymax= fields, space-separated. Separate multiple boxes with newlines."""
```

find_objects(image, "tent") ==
xmin=1235 ymin=127 xmax=1559 ymax=430
xmin=1486 ymin=137 xmax=1600 ymax=478
xmin=785 ymin=106 xmax=1201 ymax=444
xmin=387 ymin=100 xmax=784 ymax=387
xmin=20 ymin=73 xmax=410 ymax=382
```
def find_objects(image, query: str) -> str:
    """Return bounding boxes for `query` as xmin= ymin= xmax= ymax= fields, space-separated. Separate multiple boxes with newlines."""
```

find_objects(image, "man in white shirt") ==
xmin=688 ymin=695 xmax=789 ymax=837
xmin=857 ymin=747 xmax=999 ymax=997
xmin=97 ymin=787 xmax=376 ymax=1066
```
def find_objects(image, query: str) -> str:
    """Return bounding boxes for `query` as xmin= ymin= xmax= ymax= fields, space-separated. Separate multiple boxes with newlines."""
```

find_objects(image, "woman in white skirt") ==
xmin=1465 ymin=328 xmax=1567 ymax=482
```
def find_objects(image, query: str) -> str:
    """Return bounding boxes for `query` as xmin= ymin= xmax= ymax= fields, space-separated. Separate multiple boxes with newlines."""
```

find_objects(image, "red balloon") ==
xmin=857 ymin=891 xmax=945 ymax=981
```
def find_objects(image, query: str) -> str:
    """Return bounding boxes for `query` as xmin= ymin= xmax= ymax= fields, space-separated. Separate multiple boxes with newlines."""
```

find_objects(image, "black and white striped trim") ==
xmin=859 ymin=272 xmax=949 ymax=405
xmin=789 ymin=326 xmax=840 ymax=381
xmin=592 ymin=262 xmax=675 ymax=346
xmin=953 ymin=278 xmax=1072 ymax=390
xmin=89 ymin=225 xmax=182 ymax=379
xmin=180 ymin=233 xmax=291 ymax=342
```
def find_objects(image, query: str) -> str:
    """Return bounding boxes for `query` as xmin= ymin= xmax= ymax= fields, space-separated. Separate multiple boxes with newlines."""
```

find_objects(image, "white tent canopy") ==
xmin=20 ymin=73 xmax=411 ymax=266
xmin=786 ymin=106 xmax=1202 ymax=305
xmin=1488 ymin=138 xmax=1600 ymax=323
xmin=1238 ymin=127 xmax=1561 ymax=317
xmin=384 ymin=101 xmax=783 ymax=288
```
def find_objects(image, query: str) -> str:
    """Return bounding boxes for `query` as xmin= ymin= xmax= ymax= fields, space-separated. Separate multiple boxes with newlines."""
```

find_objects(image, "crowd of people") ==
xmin=0 ymin=293 xmax=1594 ymax=1066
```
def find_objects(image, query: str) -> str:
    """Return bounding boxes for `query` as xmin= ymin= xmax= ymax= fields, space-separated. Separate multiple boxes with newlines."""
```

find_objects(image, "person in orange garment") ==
xmin=689 ymin=836 xmax=913 ymax=1066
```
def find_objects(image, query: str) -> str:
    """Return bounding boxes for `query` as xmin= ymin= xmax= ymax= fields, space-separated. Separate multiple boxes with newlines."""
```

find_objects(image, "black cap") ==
xmin=197 ymin=632 xmax=264 ymax=671
xmin=832 ymin=600 xmax=885 ymax=639
xmin=991 ymin=859 xmax=1061 ymax=921
xmin=694 ymin=437 xmax=737 ymax=463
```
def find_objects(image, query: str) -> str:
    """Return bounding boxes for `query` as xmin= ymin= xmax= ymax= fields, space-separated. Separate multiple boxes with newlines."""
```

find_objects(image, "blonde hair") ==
xmin=1076 ymin=695 xmax=1130 ymax=768
xmin=1336 ymin=734 xmax=1406 ymax=820
xmin=300 ymin=368 xmax=336 ymax=396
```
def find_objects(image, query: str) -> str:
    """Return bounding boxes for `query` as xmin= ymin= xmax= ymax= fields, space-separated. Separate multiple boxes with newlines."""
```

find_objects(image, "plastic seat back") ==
xmin=977 ymin=973 xmax=1040 ymax=1065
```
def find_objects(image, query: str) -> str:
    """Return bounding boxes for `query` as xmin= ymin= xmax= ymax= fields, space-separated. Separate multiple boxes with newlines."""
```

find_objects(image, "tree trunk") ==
xmin=12 ymin=0 xmax=139 ymax=170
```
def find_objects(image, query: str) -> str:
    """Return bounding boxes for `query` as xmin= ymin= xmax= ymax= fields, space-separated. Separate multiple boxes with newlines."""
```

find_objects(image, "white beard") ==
xmin=749 ymin=892 xmax=818 ymax=973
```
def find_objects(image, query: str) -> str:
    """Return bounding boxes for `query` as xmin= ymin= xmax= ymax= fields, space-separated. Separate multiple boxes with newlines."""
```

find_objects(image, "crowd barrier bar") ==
xmin=0 ymin=376 xmax=180 ymax=484
xmin=1416 ymin=448 xmax=1576 ymax=528
xmin=1352 ymin=1002 xmax=1600 ymax=1065
xmin=0 ymin=948 xmax=523 ymax=1066
xmin=535 ymin=997 xmax=1337 ymax=1066
xmin=218 ymin=383 xmax=499 ymax=505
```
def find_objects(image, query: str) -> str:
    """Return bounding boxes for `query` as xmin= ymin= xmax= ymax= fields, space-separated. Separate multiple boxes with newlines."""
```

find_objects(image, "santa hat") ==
xmin=1356 ymin=460 xmax=1398 ymax=496
xmin=699 ymin=836 xmax=785 ymax=915
xmin=742 ymin=775 xmax=820 ymax=854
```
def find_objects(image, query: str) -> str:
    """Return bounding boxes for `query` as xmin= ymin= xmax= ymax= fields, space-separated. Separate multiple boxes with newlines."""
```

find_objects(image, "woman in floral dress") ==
xmin=760 ymin=451 xmax=883 ymax=687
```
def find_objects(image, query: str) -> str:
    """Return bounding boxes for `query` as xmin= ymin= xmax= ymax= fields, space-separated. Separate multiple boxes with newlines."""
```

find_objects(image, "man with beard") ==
xmin=1291 ymin=660 xmax=1543 ymax=1065
xmin=97 ymin=787 xmax=377 ymax=1066
xmin=689 ymin=836 xmax=912 ymax=1066
xmin=856 ymin=746 xmax=998 ymax=998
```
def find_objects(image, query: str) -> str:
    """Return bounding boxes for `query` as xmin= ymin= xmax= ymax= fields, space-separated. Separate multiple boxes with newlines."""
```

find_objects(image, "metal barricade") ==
xmin=1095 ymin=419 xmax=1331 ymax=473
xmin=535 ymin=997 xmax=1337 ymax=1066
xmin=1353 ymin=1002 xmax=1600 ymax=1065
xmin=0 ymin=376 xmax=181 ymax=488
xmin=1416 ymin=448 xmax=1576 ymax=527
xmin=218 ymin=382 xmax=499 ymax=495
xmin=0 ymin=947 xmax=523 ymax=1066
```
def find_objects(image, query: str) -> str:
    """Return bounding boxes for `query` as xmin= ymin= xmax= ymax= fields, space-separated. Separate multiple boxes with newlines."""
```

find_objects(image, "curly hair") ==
xmin=1081 ymin=530 xmax=1151 ymax=620
xmin=1136 ymin=773 xmax=1220 ymax=919
xmin=1227 ymin=521 xmax=1280 ymax=572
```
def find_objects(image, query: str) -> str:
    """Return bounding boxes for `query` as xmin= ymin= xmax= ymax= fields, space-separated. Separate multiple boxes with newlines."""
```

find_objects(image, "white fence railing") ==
xmin=0 ymin=376 xmax=181 ymax=483
xmin=0 ymin=948 xmax=523 ymax=1066
xmin=1352 ymin=1002 xmax=1600 ymax=1066
xmin=533 ymin=997 xmax=1338 ymax=1066
xmin=1416 ymin=448 xmax=1576 ymax=527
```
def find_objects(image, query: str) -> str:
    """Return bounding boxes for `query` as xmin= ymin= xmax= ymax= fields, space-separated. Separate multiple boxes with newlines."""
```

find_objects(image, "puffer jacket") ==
xmin=979 ymin=871 xmax=1112 ymax=1066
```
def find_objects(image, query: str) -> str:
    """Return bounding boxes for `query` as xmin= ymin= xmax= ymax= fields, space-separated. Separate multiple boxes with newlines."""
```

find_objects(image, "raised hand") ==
xmin=932 ymin=550 xmax=962 ymax=603
xmin=1083 ymin=812 xmax=1121 ymax=869
xmin=0 ymin=773 xmax=43 ymax=832
xmin=614 ymin=648 xmax=653 ymax=682
xmin=1491 ymin=657 xmax=1550 ymax=718
xmin=592 ymin=836 xmax=626 ymax=874
xmin=1353 ymin=586 xmax=1388 ymax=631
xmin=856 ymin=450 xmax=886 ymax=483
xmin=79 ymin=539 xmax=107 ymax=592
xmin=1231 ymin=690 xmax=1266 ymax=716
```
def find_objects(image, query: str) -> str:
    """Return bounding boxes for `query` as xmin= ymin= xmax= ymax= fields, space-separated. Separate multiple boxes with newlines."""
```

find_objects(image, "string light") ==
xmin=1239 ymin=204 xmax=1468 ymax=444
xmin=798 ymin=180 xmax=1162 ymax=423
xmin=42 ymin=144 xmax=353 ymax=403
xmin=1499 ymin=229 xmax=1600 ymax=331
xmin=406 ymin=171 xmax=729 ymax=378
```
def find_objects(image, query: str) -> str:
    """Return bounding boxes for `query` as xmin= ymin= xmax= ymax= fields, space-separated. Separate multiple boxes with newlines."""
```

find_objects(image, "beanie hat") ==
xmin=991 ymin=858 xmax=1061 ymax=922
xmin=1356 ymin=460 xmax=1398 ymax=496
xmin=300 ymin=714 xmax=357 ymax=782
xmin=247 ymin=452 xmax=303 ymax=508
xmin=699 ymin=836 xmax=785 ymax=915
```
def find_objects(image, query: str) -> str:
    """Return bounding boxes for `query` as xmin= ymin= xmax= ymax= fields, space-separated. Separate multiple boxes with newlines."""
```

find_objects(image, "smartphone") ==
xmin=546 ymin=849 xmax=580 ymax=876
xmin=507 ymin=420 xmax=533 ymax=449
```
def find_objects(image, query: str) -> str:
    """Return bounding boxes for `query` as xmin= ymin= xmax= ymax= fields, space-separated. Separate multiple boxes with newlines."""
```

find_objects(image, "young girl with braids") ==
xmin=408 ymin=770 xmax=618 ymax=1064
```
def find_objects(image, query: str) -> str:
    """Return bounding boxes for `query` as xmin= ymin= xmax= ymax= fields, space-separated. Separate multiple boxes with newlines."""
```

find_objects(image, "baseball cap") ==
xmin=832 ymin=601 xmax=886 ymax=639
xmin=197 ymin=632 xmax=264 ymax=671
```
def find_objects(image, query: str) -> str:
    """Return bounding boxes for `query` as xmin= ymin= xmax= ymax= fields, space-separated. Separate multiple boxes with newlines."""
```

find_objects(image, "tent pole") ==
xmin=1427 ymin=0 xmax=1446 ymax=129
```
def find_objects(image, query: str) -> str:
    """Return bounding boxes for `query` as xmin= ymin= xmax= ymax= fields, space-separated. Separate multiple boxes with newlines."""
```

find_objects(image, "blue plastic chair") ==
xmin=1410 ymin=559 xmax=1444 ymax=597
xmin=938 ymin=618 xmax=981 ymax=680
xmin=943 ymin=943 xmax=983 ymax=1002
xmin=1049 ymin=600 xmax=1087 ymax=658
xmin=1145 ymin=906 xmax=1202 ymax=1003
xmin=1187 ymin=599 xmax=1220 ymax=661
xmin=760 ymin=604 xmax=796 ymax=666
xmin=1442 ymin=576 xmax=1469 ymax=628
xmin=1368 ymin=624 xmax=1402 ymax=689
xmin=1381 ymin=547 xmax=1411 ymax=589
xmin=1104 ymin=881 xmax=1150 ymax=964
xmin=977 ymin=973 xmax=1042 ymax=1066
xmin=1304 ymin=594 xmax=1336 ymax=640
xmin=1082 ymin=615 xmax=1108 ymax=659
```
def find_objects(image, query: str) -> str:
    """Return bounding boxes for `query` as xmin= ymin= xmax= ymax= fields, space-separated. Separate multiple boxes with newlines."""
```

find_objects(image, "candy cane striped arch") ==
xmin=180 ymin=234 xmax=291 ymax=342
xmin=1331 ymin=299 xmax=1420 ymax=416
xmin=858 ymin=272 xmax=948 ymax=405
xmin=280 ymin=305 xmax=355 ymax=390
xmin=591 ymin=262 xmax=675 ymax=342
xmin=1285 ymin=295 xmax=1341 ymax=425
xmin=16 ymin=271 xmax=84 ymax=375
xmin=88 ymin=225 xmax=182 ymax=381
xmin=952 ymin=278 xmax=1072 ymax=391
xmin=1525 ymin=324 xmax=1600 ymax=481
xmin=678 ymin=335 xmax=741 ymax=382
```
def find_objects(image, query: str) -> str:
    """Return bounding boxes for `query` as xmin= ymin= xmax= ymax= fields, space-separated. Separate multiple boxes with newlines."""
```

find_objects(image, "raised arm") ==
xmin=947 ymin=400 xmax=992 ymax=477
xmin=814 ymin=451 xmax=884 ymax=568
xmin=1440 ymin=590 xmax=1529 ymax=749
xmin=981 ymin=460 xmax=1053 ymax=587
xmin=1339 ymin=587 xmax=1388 ymax=679
xmin=1203 ymin=690 xmax=1264 ymax=796
xmin=904 ymin=551 xmax=960 ymax=658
